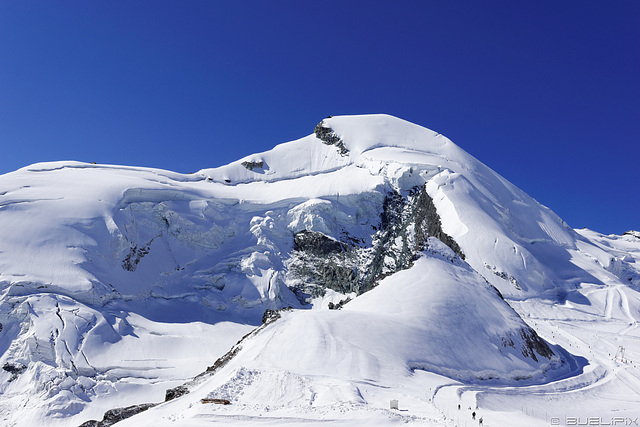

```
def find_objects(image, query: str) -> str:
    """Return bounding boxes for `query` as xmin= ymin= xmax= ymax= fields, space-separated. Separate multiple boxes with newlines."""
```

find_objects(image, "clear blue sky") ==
xmin=1 ymin=1 xmax=638 ymax=234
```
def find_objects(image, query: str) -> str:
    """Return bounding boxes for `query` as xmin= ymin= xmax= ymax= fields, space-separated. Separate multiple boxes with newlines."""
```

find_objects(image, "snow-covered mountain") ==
xmin=0 ymin=115 xmax=638 ymax=426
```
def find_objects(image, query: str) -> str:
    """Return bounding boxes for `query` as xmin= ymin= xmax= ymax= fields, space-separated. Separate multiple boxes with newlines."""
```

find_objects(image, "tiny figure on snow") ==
xmin=479 ymin=416 xmax=483 ymax=425
xmin=472 ymin=411 xmax=476 ymax=420
xmin=458 ymin=404 xmax=461 ymax=410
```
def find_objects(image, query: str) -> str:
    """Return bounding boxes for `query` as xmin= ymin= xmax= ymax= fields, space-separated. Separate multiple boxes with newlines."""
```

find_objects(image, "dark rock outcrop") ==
xmin=79 ymin=403 xmax=156 ymax=427
xmin=288 ymin=183 xmax=465 ymax=297
xmin=289 ymin=230 xmax=358 ymax=296
xmin=412 ymin=186 xmax=464 ymax=259
xmin=358 ymin=185 xmax=464 ymax=293
xmin=164 ymin=385 xmax=189 ymax=402
xmin=122 ymin=239 xmax=154 ymax=272
xmin=500 ymin=326 xmax=555 ymax=363
xmin=241 ymin=160 xmax=265 ymax=171
xmin=314 ymin=121 xmax=348 ymax=155
xmin=484 ymin=263 xmax=522 ymax=290
xmin=2 ymin=362 xmax=26 ymax=382
xmin=623 ymin=230 xmax=640 ymax=239
xmin=328 ymin=297 xmax=351 ymax=310
xmin=293 ymin=230 xmax=348 ymax=256
xmin=519 ymin=327 xmax=555 ymax=362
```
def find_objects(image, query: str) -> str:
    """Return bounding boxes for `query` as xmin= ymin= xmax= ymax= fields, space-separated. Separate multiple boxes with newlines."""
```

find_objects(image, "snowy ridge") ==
xmin=0 ymin=114 xmax=638 ymax=426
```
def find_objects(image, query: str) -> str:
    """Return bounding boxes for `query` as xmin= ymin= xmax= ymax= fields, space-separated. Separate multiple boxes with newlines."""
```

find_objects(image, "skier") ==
xmin=479 ymin=416 xmax=483 ymax=425
xmin=472 ymin=411 xmax=476 ymax=420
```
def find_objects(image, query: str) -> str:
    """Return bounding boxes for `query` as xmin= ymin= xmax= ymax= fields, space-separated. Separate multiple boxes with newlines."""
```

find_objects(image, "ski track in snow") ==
xmin=605 ymin=287 xmax=614 ymax=319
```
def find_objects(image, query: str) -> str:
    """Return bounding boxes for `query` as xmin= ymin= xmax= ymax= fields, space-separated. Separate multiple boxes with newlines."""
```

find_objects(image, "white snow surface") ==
xmin=0 ymin=114 xmax=638 ymax=426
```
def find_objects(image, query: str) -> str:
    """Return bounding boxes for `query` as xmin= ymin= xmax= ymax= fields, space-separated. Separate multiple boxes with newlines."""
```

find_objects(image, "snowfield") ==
xmin=0 ymin=114 xmax=638 ymax=426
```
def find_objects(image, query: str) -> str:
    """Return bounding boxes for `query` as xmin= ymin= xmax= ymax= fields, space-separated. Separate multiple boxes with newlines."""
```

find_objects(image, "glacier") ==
xmin=0 ymin=114 xmax=638 ymax=426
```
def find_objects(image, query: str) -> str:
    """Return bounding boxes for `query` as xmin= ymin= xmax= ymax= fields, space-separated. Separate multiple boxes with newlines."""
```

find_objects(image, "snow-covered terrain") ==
xmin=0 ymin=114 xmax=638 ymax=426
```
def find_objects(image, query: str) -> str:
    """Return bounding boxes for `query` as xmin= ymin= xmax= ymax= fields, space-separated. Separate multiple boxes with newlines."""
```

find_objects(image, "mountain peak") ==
xmin=320 ymin=113 xmax=445 ymax=155
xmin=0 ymin=114 xmax=638 ymax=426
xmin=199 ymin=114 xmax=460 ymax=186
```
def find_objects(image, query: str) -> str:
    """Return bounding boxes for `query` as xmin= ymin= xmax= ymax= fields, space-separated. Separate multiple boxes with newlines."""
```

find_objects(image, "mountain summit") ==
xmin=0 ymin=115 xmax=638 ymax=426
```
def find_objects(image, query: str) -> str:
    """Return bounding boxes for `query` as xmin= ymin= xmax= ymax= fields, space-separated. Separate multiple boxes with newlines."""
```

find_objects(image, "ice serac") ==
xmin=0 ymin=114 xmax=633 ymax=426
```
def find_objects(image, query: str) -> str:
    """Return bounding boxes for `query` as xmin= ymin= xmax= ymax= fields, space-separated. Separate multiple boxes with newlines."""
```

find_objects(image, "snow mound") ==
xmin=215 ymin=239 xmax=573 ymax=387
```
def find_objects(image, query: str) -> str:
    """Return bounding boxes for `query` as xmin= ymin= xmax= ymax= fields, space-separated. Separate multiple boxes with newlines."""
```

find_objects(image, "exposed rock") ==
xmin=489 ymin=284 xmax=505 ymax=301
xmin=484 ymin=263 xmax=521 ymax=290
xmin=328 ymin=297 xmax=351 ymax=310
xmin=500 ymin=327 xmax=555 ymax=363
xmin=501 ymin=336 xmax=515 ymax=348
xmin=293 ymin=230 xmax=348 ymax=256
xmin=290 ymin=283 xmax=326 ymax=305
xmin=2 ymin=362 xmax=26 ymax=382
xmin=314 ymin=121 xmax=349 ymax=155
xmin=79 ymin=403 xmax=156 ymax=427
xmin=357 ymin=185 xmax=464 ymax=293
xmin=287 ymin=184 xmax=465 ymax=297
xmin=289 ymin=232 xmax=358 ymax=296
xmin=413 ymin=186 xmax=464 ymax=259
xmin=261 ymin=306 xmax=293 ymax=324
xmin=203 ymin=345 xmax=240 ymax=376
xmin=122 ymin=239 xmax=154 ymax=272
xmin=241 ymin=160 xmax=265 ymax=171
xmin=164 ymin=385 xmax=189 ymax=402
xmin=261 ymin=308 xmax=280 ymax=324
xmin=519 ymin=327 xmax=555 ymax=362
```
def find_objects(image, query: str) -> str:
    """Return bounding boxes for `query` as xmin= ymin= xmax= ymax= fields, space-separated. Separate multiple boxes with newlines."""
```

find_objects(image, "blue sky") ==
xmin=0 ymin=1 xmax=638 ymax=234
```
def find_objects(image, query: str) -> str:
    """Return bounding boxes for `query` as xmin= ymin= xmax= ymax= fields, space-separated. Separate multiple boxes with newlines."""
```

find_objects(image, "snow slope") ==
xmin=0 ymin=114 xmax=638 ymax=426
xmin=116 ymin=239 xmax=576 ymax=426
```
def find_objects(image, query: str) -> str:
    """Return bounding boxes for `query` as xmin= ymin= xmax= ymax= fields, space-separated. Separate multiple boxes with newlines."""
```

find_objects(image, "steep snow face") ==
xmin=116 ymin=241 xmax=576 ymax=427
xmin=232 ymin=240 xmax=570 ymax=385
xmin=203 ymin=114 xmax=604 ymax=300
xmin=0 ymin=114 xmax=636 ymax=425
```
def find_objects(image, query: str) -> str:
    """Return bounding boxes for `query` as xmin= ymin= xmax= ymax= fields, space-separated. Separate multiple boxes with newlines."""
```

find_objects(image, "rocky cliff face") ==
xmin=286 ymin=183 xmax=464 ymax=301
